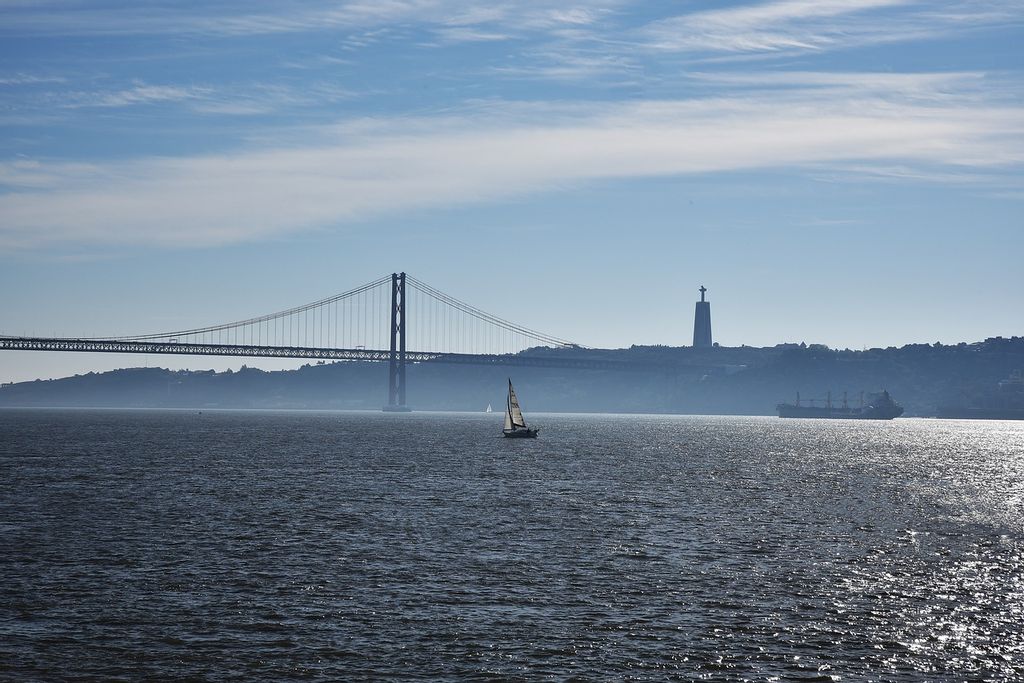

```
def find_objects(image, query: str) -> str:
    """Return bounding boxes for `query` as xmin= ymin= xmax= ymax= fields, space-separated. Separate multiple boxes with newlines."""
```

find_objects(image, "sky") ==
xmin=1 ymin=0 xmax=1022 ymax=383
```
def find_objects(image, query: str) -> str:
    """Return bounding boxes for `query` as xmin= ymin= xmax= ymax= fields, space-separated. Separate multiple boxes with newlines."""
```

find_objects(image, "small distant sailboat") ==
xmin=503 ymin=378 xmax=538 ymax=438
xmin=485 ymin=403 xmax=493 ymax=413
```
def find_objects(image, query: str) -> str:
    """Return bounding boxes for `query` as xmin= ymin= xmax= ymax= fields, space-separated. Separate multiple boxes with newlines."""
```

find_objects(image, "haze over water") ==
xmin=1 ymin=409 xmax=1022 ymax=680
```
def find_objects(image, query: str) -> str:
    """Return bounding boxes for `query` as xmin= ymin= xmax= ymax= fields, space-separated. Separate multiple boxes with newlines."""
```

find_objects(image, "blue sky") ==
xmin=1 ymin=0 xmax=1022 ymax=382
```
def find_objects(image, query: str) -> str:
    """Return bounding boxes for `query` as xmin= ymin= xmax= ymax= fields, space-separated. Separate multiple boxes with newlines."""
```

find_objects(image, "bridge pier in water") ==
xmin=383 ymin=272 xmax=411 ymax=412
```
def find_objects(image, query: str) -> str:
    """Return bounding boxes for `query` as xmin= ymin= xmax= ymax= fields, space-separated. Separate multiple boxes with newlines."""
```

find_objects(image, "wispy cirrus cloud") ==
xmin=492 ymin=50 xmax=641 ymax=82
xmin=2 ymin=78 xmax=360 ymax=120
xmin=4 ymin=1 xmax=1017 ymax=94
xmin=683 ymin=70 xmax=1002 ymax=102
xmin=2 ymin=72 xmax=1021 ymax=251
xmin=0 ymin=158 xmax=107 ymax=190
xmin=827 ymin=163 xmax=1024 ymax=187
xmin=188 ymin=82 xmax=359 ymax=116
xmin=0 ymin=73 xmax=67 ymax=85
xmin=63 ymin=83 xmax=209 ymax=109
xmin=431 ymin=26 xmax=511 ymax=43
xmin=639 ymin=0 xmax=1023 ymax=56
xmin=0 ymin=0 xmax=624 ymax=38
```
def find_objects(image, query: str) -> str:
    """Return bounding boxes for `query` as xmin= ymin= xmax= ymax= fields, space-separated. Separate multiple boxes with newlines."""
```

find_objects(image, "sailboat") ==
xmin=485 ymin=403 xmax=493 ymax=413
xmin=503 ymin=378 xmax=539 ymax=438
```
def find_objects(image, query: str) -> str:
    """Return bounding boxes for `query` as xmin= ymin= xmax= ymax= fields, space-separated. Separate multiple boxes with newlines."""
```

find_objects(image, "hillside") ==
xmin=1 ymin=337 xmax=1021 ymax=416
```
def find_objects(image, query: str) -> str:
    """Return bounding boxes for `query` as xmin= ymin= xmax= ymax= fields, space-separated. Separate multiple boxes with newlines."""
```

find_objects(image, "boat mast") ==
xmin=504 ymin=379 xmax=515 ymax=431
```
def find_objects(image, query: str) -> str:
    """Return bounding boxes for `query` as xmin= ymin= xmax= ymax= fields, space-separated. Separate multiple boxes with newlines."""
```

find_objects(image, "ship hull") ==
xmin=503 ymin=428 xmax=539 ymax=438
xmin=777 ymin=405 xmax=904 ymax=420
xmin=777 ymin=389 xmax=903 ymax=420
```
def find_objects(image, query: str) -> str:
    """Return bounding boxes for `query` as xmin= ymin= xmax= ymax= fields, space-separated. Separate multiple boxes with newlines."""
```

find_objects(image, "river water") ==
xmin=1 ymin=409 xmax=1022 ymax=681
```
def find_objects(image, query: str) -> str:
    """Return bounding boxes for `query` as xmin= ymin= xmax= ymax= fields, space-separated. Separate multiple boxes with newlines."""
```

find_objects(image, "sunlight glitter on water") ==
xmin=1 ymin=410 xmax=1022 ymax=680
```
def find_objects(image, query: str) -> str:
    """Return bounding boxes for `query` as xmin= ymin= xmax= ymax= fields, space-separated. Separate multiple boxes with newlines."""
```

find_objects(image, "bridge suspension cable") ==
xmin=405 ymin=276 xmax=576 ymax=350
xmin=106 ymin=275 xmax=392 ymax=343
xmin=58 ymin=273 xmax=577 ymax=357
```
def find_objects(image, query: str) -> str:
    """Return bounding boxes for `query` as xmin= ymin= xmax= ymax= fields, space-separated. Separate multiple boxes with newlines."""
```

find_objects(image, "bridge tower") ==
xmin=693 ymin=285 xmax=712 ymax=348
xmin=384 ymin=272 xmax=410 ymax=411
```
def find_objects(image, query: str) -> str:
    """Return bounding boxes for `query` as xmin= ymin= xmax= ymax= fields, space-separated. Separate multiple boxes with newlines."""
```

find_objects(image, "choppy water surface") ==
xmin=1 ymin=409 xmax=1022 ymax=681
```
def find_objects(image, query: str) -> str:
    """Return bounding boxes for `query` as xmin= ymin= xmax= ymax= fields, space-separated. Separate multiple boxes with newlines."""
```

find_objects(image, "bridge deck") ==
xmin=0 ymin=336 xmax=660 ymax=371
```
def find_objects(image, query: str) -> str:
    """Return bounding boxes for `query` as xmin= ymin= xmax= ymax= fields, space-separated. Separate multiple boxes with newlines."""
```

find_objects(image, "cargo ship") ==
xmin=777 ymin=390 xmax=904 ymax=420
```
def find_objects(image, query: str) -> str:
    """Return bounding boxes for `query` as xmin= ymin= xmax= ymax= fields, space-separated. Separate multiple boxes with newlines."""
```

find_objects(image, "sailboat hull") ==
xmin=503 ymin=428 xmax=539 ymax=438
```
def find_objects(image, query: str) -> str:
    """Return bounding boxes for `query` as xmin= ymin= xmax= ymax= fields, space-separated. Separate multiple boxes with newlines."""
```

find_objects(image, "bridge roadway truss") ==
xmin=0 ymin=336 xmax=656 ymax=372
xmin=0 ymin=272 xmax=669 ymax=409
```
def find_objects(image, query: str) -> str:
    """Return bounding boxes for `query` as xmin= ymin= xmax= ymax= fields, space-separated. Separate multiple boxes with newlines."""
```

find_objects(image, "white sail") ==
xmin=486 ymin=403 xmax=492 ymax=413
xmin=506 ymin=379 xmax=527 ymax=429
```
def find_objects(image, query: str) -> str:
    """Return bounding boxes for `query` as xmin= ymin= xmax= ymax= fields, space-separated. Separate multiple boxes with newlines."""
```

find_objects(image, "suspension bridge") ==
xmin=0 ymin=272 xmax=650 ymax=410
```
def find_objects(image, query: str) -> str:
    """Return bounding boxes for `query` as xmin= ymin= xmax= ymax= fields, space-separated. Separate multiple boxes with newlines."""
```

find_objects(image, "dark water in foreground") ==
xmin=1 ymin=409 xmax=1022 ymax=681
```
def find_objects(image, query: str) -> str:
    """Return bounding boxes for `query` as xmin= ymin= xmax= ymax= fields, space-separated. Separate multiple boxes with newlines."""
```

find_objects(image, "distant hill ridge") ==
xmin=2 ymin=337 xmax=1021 ymax=416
